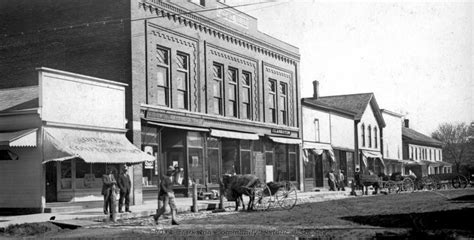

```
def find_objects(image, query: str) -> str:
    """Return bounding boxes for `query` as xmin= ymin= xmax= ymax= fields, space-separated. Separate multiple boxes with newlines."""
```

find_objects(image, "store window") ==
xmin=156 ymin=46 xmax=170 ymax=107
xmin=75 ymin=160 xmax=107 ymax=189
xmin=222 ymin=139 xmax=239 ymax=174
xmin=176 ymin=52 xmax=189 ymax=110
xmin=207 ymin=137 xmax=220 ymax=184
xmin=212 ymin=63 xmax=224 ymax=115
xmin=241 ymin=71 xmax=252 ymax=120
xmin=188 ymin=132 xmax=204 ymax=185
xmin=227 ymin=67 xmax=238 ymax=117
xmin=288 ymin=145 xmax=297 ymax=181
xmin=275 ymin=144 xmax=288 ymax=181
xmin=241 ymin=140 xmax=251 ymax=174
xmin=60 ymin=161 xmax=72 ymax=189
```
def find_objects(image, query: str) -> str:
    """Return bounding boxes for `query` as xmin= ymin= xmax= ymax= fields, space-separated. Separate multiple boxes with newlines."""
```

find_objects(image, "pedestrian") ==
xmin=118 ymin=165 xmax=132 ymax=213
xmin=337 ymin=169 xmax=346 ymax=191
xmin=153 ymin=166 xmax=179 ymax=225
xmin=326 ymin=170 xmax=336 ymax=191
xmin=102 ymin=166 xmax=117 ymax=216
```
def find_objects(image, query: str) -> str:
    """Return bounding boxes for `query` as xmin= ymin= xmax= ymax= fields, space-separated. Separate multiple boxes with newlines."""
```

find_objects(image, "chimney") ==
xmin=312 ymin=80 xmax=319 ymax=99
xmin=404 ymin=119 xmax=409 ymax=128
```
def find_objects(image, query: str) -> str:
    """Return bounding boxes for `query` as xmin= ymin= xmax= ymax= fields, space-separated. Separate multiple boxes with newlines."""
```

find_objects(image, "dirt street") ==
xmin=3 ymin=188 xmax=474 ymax=239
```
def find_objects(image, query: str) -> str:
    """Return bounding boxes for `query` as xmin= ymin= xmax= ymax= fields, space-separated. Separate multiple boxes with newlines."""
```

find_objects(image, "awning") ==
xmin=210 ymin=129 xmax=259 ymax=140
xmin=147 ymin=121 xmax=209 ymax=132
xmin=385 ymin=158 xmax=413 ymax=165
xmin=361 ymin=150 xmax=385 ymax=167
xmin=268 ymin=136 xmax=302 ymax=145
xmin=43 ymin=128 xmax=155 ymax=164
xmin=438 ymin=161 xmax=452 ymax=167
xmin=303 ymin=142 xmax=335 ymax=162
xmin=0 ymin=128 xmax=37 ymax=147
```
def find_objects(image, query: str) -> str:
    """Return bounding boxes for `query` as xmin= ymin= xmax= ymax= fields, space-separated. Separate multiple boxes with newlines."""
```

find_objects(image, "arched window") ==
xmin=361 ymin=124 xmax=365 ymax=147
xmin=374 ymin=127 xmax=378 ymax=148
xmin=368 ymin=125 xmax=372 ymax=148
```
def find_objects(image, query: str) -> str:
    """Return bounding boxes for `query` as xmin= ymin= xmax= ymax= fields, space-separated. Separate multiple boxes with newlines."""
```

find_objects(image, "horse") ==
xmin=222 ymin=174 xmax=261 ymax=211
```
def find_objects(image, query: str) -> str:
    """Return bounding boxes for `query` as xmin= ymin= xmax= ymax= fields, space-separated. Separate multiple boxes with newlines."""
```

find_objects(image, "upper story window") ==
xmin=227 ymin=67 xmax=238 ymax=118
xmin=368 ymin=125 xmax=372 ymax=148
xmin=314 ymin=119 xmax=320 ymax=142
xmin=176 ymin=53 xmax=189 ymax=110
xmin=279 ymin=82 xmax=288 ymax=125
xmin=410 ymin=146 xmax=414 ymax=159
xmin=268 ymin=79 xmax=277 ymax=123
xmin=212 ymin=63 xmax=224 ymax=115
xmin=190 ymin=0 xmax=205 ymax=6
xmin=361 ymin=124 xmax=365 ymax=147
xmin=429 ymin=149 xmax=432 ymax=160
xmin=241 ymin=71 xmax=252 ymax=120
xmin=374 ymin=127 xmax=378 ymax=148
xmin=156 ymin=46 xmax=170 ymax=107
xmin=415 ymin=147 xmax=418 ymax=160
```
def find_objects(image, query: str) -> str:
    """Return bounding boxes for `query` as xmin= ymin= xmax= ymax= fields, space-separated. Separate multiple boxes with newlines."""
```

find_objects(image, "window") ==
xmin=241 ymin=71 xmax=251 ymax=120
xmin=190 ymin=0 xmax=205 ymax=6
xmin=227 ymin=68 xmax=238 ymax=117
xmin=361 ymin=124 xmax=365 ymax=147
xmin=374 ymin=127 xmax=378 ymax=148
xmin=314 ymin=119 xmax=320 ymax=142
xmin=279 ymin=82 xmax=288 ymax=125
xmin=176 ymin=53 xmax=189 ymax=109
xmin=212 ymin=63 xmax=224 ymax=115
xmin=410 ymin=146 xmax=414 ymax=159
xmin=156 ymin=46 xmax=170 ymax=107
xmin=368 ymin=125 xmax=372 ymax=148
xmin=429 ymin=149 xmax=432 ymax=160
xmin=268 ymin=79 xmax=277 ymax=123
xmin=415 ymin=148 xmax=418 ymax=160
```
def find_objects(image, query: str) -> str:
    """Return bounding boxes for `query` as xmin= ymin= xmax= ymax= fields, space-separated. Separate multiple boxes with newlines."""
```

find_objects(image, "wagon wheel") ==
xmin=253 ymin=182 xmax=273 ymax=211
xmin=275 ymin=181 xmax=297 ymax=210
xmin=452 ymin=175 xmax=468 ymax=189
xmin=402 ymin=178 xmax=415 ymax=193
xmin=384 ymin=180 xmax=397 ymax=194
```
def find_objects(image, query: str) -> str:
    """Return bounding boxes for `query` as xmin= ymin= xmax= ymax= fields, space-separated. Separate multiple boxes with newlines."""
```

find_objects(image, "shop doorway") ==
xmin=304 ymin=154 xmax=324 ymax=191
xmin=45 ymin=161 xmax=57 ymax=202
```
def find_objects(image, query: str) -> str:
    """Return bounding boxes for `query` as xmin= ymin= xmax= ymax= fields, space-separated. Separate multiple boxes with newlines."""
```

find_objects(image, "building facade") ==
xmin=0 ymin=68 xmax=153 ymax=213
xmin=402 ymin=120 xmax=451 ymax=178
xmin=381 ymin=109 xmax=406 ymax=175
xmin=0 ymin=0 xmax=302 ymax=204
xmin=301 ymin=81 xmax=355 ymax=191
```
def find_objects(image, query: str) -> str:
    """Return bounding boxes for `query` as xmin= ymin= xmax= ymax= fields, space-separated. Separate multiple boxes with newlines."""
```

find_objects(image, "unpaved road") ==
xmin=3 ymin=188 xmax=474 ymax=239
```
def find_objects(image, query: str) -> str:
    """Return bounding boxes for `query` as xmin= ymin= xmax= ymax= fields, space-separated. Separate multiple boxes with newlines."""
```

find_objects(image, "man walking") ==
xmin=118 ymin=165 xmax=132 ymax=213
xmin=154 ymin=166 xmax=179 ymax=225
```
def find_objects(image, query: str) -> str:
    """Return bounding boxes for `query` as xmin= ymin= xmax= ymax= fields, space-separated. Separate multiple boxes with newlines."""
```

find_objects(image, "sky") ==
xmin=227 ymin=0 xmax=473 ymax=135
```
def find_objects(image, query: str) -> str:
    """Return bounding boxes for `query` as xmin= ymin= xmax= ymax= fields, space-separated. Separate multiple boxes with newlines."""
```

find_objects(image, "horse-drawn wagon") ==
xmin=222 ymin=174 xmax=297 ymax=211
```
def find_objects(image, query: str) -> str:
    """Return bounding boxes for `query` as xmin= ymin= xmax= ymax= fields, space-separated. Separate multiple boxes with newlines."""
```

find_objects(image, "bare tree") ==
xmin=431 ymin=122 xmax=473 ymax=173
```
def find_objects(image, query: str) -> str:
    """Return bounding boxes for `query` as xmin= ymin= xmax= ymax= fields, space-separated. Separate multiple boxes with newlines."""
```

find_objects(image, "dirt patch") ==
xmin=0 ymin=222 xmax=62 ymax=237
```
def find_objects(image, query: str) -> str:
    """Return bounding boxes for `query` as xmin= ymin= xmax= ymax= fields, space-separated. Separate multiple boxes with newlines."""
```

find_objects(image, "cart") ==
xmin=417 ymin=173 xmax=469 ymax=190
xmin=252 ymin=181 xmax=298 ymax=211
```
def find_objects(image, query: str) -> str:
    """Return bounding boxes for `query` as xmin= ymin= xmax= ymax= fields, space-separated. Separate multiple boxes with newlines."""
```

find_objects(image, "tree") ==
xmin=431 ymin=122 xmax=473 ymax=173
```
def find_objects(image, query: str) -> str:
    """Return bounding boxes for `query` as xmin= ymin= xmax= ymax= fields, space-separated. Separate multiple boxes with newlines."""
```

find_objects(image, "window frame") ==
xmin=212 ymin=62 xmax=224 ymax=115
xmin=175 ymin=51 xmax=190 ymax=110
xmin=268 ymin=79 xmax=277 ymax=124
xmin=226 ymin=67 xmax=238 ymax=118
xmin=241 ymin=71 xmax=252 ymax=120
xmin=279 ymin=82 xmax=288 ymax=125
xmin=155 ymin=46 xmax=171 ymax=107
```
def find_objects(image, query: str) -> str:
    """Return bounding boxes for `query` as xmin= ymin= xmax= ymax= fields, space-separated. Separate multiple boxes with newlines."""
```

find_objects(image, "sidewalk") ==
xmin=0 ymin=189 xmax=352 ymax=230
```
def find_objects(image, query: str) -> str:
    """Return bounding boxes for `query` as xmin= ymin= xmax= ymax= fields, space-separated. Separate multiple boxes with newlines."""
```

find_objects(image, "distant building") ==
xmin=301 ymin=81 xmax=356 ymax=191
xmin=381 ymin=109 xmax=406 ymax=175
xmin=402 ymin=120 xmax=451 ymax=178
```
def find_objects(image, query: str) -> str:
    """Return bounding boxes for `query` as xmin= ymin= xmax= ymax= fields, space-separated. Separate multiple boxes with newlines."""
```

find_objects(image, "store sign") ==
xmin=271 ymin=128 xmax=291 ymax=135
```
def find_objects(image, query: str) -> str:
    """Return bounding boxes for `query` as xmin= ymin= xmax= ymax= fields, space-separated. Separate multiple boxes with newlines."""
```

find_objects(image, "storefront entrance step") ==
xmin=44 ymin=206 xmax=86 ymax=213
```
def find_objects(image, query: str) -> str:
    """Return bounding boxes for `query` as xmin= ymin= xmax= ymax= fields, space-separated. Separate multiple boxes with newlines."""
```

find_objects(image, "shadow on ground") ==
xmin=449 ymin=194 xmax=474 ymax=203
xmin=341 ymin=207 xmax=474 ymax=230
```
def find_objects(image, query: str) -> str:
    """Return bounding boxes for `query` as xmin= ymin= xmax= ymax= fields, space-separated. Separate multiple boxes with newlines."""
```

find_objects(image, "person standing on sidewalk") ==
xmin=154 ymin=166 xmax=179 ymax=225
xmin=327 ymin=170 xmax=336 ymax=191
xmin=102 ymin=167 xmax=117 ymax=215
xmin=118 ymin=165 xmax=132 ymax=213
xmin=337 ymin=169 xmax=346 ymax=191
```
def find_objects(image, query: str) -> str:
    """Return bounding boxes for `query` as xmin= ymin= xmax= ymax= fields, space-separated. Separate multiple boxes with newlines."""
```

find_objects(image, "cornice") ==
xmin=139 ymin=1 xmax=300 ymax=65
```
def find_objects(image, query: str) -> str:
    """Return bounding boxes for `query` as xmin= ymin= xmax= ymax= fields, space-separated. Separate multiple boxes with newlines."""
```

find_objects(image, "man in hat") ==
xmin=153 ymin=166 xmax=179 ymax=225
xmin=102 ymin=166 xmax=117 ymax=215
xmin=118 ymin=165 xmax=132 ymax=213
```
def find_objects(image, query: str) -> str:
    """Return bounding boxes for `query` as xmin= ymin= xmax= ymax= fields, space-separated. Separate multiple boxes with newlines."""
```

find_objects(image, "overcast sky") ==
xmin=227 ymin=0 xmax=473 ymax=135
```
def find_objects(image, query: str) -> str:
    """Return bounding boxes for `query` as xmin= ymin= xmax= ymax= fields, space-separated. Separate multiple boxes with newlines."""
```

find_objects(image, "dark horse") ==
xmin=222 ymin=174 xmax=261 ymax=211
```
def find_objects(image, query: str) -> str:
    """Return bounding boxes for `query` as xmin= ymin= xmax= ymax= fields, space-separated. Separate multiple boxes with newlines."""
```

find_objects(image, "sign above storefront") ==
xmin=271 ymin=128 xmax=291 ymax=135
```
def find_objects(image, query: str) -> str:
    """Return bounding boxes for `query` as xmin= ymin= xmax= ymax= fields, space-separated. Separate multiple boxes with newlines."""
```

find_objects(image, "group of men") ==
xmin=101 ymin=165 xmax=132 ymax=215
xmin=101 ymin=165 xmax=179 ymax=225
xmin=327 ymin=169 xmax=346 ymax=191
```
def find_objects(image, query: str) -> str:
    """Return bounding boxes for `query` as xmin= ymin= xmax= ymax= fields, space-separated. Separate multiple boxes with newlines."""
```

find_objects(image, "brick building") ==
xmin=0 ymin=0 xmax=302 ymax=205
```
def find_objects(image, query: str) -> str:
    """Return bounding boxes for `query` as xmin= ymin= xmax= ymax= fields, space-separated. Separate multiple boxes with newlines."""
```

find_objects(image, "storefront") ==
xmin=0 ymin=68 xmax=154 ymax=213
xmin=360 ymin=150 xmax=385 ymax=175
xmin=302 ymin=142 xmax=335 ymax=191
xmin=140 ymin=120 xmax=301 ymax=197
